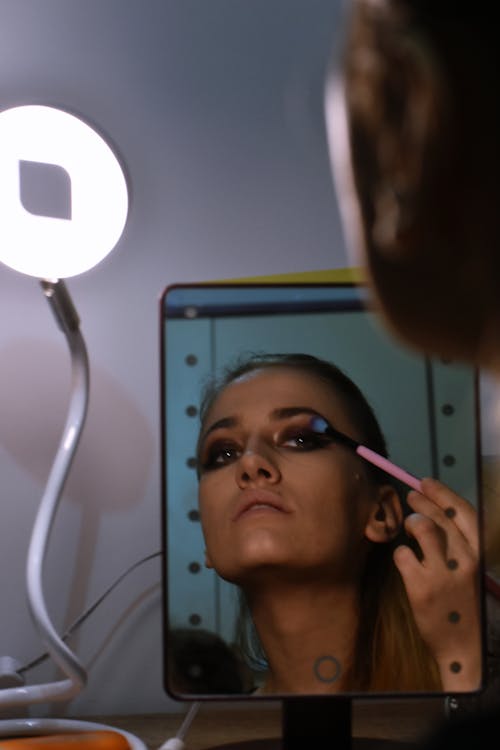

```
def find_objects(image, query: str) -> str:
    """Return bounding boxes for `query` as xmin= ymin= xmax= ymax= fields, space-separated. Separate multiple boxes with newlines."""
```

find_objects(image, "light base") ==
xmin=0 ymin=718 xmax=148 ymax=750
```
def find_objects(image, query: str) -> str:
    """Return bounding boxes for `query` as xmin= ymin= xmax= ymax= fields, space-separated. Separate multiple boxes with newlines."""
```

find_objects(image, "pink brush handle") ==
xmin=356 ymin=445 xmax=423 ymax=492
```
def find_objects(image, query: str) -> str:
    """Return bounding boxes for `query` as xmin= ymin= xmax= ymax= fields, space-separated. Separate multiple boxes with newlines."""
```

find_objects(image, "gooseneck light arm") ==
xmin=0 ymin=279 xmax=89 ymax=707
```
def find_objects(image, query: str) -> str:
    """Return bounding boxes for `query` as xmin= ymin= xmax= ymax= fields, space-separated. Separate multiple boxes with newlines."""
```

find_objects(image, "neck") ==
xmin=245 ymin=579 xmax=360 ymax=694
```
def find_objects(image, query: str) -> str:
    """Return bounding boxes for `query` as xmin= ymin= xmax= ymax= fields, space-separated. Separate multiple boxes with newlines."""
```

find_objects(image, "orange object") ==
xmin=0 ymin=731 xmax=131 ymax=749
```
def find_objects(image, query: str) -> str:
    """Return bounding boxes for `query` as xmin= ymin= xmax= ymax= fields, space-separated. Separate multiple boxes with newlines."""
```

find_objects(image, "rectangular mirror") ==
xmin=160 ymin=281 xmax=485 ymax=700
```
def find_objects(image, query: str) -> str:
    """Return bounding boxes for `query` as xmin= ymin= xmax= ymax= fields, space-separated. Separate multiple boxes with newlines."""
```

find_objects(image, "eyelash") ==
xmin=199 ymin=428 xmax=333 ymax=473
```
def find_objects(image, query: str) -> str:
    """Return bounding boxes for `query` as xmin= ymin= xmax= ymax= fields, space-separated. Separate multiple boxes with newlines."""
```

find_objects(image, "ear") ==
xmin=364 ymin=485 xmax=403 ymax=543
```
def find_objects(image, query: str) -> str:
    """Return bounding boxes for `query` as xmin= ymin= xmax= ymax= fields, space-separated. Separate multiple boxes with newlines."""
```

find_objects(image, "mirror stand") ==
xmin=203 ymin=696 xmax=421 ymax=749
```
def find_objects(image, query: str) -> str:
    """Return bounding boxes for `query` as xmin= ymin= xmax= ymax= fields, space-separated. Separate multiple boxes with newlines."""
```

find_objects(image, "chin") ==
xmin=214 ymin=553 xmax=293 ymax=587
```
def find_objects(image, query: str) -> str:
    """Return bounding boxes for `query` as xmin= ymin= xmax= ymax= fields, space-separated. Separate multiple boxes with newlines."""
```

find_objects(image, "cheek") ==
xmin=198 ymin=483 xmax=215 ymax=529
xmin=300 ymin=459 xmax=373 ymax=528
xmin=198 ymin=476 xmax=229 ymax=541
xmin=303 ymin=452 xmax=364 ymax=495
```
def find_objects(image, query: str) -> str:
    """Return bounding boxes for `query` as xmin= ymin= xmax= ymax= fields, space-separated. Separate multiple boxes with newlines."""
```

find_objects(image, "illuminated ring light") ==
xmin=0 ymin=105 xmax=129 ymax=278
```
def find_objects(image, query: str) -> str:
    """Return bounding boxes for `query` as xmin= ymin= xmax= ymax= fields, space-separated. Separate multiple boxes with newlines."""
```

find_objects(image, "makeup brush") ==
xmin=310 ymin=415 xmax=422 ymax=492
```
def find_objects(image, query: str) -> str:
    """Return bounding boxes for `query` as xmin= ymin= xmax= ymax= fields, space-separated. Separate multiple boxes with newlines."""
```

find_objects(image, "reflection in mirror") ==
xmin=160 ymin=282 xmax=485 ymax=699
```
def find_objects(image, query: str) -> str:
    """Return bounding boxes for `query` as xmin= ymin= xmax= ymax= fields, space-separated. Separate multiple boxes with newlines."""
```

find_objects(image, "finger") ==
xmin=406 ymin=492 xmax=477 ymax=567
xmin=403 ymin=512 xmax=448 ymax=566
xmin=406 ymin=490 xmax=447 ymax=526
xmin=406 ymin=491 xmax=471 ymax=552
xmin=419 ymin=478 xmax=479 ymax=553
xmin=393 ymin=542 xmax=421 ymax=579
xmin=420 ymin=477 xmax=476 ymax=517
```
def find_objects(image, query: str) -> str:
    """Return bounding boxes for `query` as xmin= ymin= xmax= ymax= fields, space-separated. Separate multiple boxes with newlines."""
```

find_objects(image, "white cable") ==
xmin=159 ymin=740 xmax=185 ymax=750
xmin=0 ymin=280 xmax=88 ymax=708
xmin=20 ymin=551 xmax=161 ymax=675
xmin=157 ymin=702 xmax=201 ymax=750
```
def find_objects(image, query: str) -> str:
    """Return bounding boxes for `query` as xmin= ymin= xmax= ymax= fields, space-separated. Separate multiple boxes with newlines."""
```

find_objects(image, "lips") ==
xmin=232 ymin=489 xmax=289 ymax=522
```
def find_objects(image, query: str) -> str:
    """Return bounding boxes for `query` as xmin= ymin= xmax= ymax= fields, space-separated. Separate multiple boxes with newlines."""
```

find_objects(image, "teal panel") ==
xmin=163 ymin=288 xmax=480 ymax=652
xmin=431 ymin=360 xmax=479 ymax=504
xmin=165 ymin=318 xmax=218 ymax=632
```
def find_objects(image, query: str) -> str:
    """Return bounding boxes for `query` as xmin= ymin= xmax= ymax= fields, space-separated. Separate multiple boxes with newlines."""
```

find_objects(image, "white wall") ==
xmin=0 ymin=0 xmax=348 ymax=717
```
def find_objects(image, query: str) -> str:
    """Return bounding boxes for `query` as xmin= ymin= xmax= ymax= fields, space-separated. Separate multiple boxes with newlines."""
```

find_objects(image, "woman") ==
xmin=196 ymin=352 xmax=481 ymax=695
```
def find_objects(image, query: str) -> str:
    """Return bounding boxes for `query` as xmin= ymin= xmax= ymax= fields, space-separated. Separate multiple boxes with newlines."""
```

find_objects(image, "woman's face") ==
xmin=197 ymin=367 xmax=390 ymax=588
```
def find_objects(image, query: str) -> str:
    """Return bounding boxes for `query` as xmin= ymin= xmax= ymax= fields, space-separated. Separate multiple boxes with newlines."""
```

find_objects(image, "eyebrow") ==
xmin=200 ymin=406 xmax=322 ymax=445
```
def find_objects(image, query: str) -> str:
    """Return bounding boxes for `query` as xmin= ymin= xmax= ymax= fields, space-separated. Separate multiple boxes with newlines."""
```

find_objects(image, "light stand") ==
xmin=0 ymin=104 xmax=143 ymax=746
xmin=0 ymin=280 xmax=147 ymax=750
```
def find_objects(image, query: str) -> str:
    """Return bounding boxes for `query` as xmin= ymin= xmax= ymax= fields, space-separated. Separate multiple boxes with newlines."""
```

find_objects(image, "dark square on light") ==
xmin=19 ymin=159 xmax=72 ymax=220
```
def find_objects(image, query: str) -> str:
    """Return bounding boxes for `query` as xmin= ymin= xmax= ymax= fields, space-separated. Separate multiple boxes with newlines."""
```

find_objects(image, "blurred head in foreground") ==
xmin=325 ymin=0 xmax=500 ymax=372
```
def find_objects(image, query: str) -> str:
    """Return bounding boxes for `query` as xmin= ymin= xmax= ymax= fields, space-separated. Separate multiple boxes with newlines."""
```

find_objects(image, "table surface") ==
xmin=89 ymin=697 xmax=449 ymax=750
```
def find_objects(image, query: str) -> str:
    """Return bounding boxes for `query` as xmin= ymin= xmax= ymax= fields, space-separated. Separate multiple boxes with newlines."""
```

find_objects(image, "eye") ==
xmin=280 ymin=427 xmax=332 ymax=451
xmin=199 ymin=440 xmax=241 ymax=472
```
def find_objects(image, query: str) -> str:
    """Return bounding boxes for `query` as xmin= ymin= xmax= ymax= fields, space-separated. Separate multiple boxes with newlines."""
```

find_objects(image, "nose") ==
xmin=236 ymin=447 xmax=281 ymax=487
